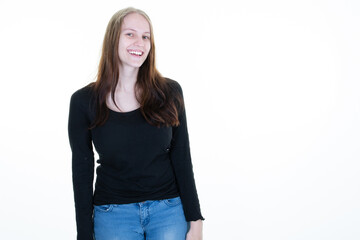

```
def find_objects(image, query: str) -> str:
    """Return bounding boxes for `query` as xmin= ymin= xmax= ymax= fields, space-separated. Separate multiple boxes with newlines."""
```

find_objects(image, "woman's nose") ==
xmin=134 ymin=36 xmax=145 ymax=46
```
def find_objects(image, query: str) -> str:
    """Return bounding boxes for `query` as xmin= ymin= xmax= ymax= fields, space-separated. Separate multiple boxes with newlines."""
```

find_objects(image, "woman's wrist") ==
xmin=187 ymin=220 xmax=203 ymax=239
xmin=189 ymin=219 xmax=203 ymax=231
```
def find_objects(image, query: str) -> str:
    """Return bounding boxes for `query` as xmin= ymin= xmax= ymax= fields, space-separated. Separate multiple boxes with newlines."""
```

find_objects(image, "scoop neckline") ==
xmin=108 ymin=107 xmax=140 ymax=115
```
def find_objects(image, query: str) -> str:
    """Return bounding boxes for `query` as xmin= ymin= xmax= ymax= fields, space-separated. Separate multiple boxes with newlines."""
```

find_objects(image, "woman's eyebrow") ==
xmin=122 ymin=28 xmax=150 ymax=34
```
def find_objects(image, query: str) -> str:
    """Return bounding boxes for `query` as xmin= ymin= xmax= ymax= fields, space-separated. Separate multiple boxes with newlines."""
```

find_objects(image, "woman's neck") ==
xmin=106 ymin=65 xmax=141 ymax=112
xmin=117 ymin=65 xmax=139 ymax=93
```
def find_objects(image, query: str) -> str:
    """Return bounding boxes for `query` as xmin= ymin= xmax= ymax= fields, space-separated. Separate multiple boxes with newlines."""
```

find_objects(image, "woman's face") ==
xmin=118 ymin=13 xmax=151 ymax=69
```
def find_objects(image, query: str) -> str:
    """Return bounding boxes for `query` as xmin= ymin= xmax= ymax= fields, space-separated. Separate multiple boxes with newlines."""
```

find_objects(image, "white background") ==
xmin=0 ymin=0 xmax=359 ymax=239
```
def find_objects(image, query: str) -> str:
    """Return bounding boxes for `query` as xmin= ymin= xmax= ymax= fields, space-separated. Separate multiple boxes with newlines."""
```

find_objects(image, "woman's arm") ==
xmin=168 ymin=80 xmax=204 ymax=222
xmin=68 ymin=88 xmax=95 ymax=240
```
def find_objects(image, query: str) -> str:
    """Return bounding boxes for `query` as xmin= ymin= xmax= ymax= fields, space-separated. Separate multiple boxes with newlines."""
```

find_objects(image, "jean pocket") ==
xmin=94 ymin=204 xmax=114 ymax=213
xmin=163 ymin=197 xmax=181 ymax=207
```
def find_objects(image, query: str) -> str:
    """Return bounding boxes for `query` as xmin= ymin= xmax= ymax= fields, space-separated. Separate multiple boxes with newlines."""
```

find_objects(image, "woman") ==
xmin=68 ymin=7 xmax=204 ymax=240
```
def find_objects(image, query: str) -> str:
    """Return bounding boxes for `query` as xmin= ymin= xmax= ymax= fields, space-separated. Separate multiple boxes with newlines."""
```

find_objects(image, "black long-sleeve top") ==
xmin=68 ymin=79 xmax=204 ymax=240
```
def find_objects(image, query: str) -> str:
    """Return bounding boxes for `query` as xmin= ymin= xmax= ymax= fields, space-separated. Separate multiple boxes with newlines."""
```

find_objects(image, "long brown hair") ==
xmin=90 ymin=7 xmax=183 ymax=128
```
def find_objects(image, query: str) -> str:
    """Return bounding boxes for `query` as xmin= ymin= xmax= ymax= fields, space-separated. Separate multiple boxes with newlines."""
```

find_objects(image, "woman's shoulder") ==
xmin=71 ymin=83 xmax=94 ymax=100
xmin=70 ymin=83 xmax=95 ymax=109
xmin=164 ymin=78 xmax=183 ymax=96
xmin=164 ymin=78 xmax=185 ymax=113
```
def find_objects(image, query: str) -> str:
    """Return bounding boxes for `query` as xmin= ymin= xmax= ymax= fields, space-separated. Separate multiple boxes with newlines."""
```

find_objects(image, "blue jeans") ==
xmin=93 ymin=196 xmax=189 ymax=240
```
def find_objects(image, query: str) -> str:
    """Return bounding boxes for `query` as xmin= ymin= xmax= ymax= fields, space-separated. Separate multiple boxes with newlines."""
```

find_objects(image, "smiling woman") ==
xmin=68 ymin=7 xmax=204 ymax=240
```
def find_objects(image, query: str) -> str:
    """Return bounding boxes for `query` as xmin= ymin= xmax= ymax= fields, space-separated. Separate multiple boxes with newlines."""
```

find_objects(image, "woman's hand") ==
xmin=186 ymin=220 xmax=203 ymax=240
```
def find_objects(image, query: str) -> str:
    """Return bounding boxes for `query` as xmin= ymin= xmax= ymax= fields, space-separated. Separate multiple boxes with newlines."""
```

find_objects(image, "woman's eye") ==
xmin=143 ymin=36 xmax=150 ymax=40
xmin=126 ymin=33 xmax=133 ymax=37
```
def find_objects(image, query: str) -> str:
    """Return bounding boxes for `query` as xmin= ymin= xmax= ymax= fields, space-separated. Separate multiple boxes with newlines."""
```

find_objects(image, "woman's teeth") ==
xmin=128 ymin=50 xmax=143 ymax=56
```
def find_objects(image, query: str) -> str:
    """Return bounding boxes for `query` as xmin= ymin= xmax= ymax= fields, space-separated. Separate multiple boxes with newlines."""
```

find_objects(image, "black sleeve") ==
xmin=169 ymin=81 xmax=204 ymax=221
xmin=68 ymin=88 xmax=95 ymax=240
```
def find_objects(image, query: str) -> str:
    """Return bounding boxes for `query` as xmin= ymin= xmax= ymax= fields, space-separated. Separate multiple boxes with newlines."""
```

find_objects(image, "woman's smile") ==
xmin=127 ymin=49 xmax=144 ymax=56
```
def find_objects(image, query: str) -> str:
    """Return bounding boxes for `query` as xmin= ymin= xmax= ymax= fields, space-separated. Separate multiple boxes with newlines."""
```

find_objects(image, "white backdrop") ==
xmin=0 ymin=0 xmax=359 ymax=239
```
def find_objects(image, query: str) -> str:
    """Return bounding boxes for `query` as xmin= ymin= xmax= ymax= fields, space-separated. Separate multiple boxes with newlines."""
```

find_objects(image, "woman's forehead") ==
xmin=122 ymin=13 xmax=150 ymax=33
